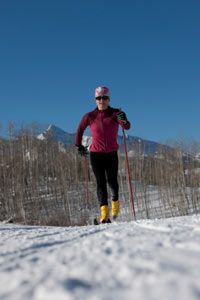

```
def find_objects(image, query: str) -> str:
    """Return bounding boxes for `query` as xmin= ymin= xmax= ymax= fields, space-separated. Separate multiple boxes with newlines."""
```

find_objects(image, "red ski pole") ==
xmin=122 ymin=127 xmax=136 ymax=219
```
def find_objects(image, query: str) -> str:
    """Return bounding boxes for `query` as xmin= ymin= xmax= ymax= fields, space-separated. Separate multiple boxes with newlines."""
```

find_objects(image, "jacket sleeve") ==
xmin=75 ymin=113 xmax=89 ymax=145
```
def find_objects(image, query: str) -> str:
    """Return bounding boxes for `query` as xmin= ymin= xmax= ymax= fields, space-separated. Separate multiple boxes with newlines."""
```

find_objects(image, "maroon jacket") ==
xmin=76 ymin=106 xmax=131 ymax=153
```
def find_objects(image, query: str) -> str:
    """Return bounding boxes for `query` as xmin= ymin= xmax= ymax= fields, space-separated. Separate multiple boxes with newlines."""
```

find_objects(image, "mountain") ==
xmin=117 ymin=134 xmax=172 ymax=156
xmin=37 ymin=124 xmax=171 ymax=156
xmin=37 ymin=124 xmax=76 ymax=146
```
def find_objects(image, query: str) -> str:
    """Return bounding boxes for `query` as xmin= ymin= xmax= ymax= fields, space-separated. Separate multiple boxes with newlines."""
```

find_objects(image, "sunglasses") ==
xmin=95 ymin=96 xmax=109 ymax=101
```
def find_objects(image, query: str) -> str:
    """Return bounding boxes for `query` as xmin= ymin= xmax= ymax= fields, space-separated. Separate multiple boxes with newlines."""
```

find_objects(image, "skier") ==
xmin=75 ymin=86 xmax=131 ymax=223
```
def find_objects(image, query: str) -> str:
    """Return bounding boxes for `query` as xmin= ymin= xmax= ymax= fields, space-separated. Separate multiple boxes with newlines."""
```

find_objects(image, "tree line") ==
xmin=0 ymin=124 xmax=200 ymax=226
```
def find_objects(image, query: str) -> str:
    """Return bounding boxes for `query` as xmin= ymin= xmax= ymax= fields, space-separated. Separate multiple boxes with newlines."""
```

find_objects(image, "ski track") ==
xmin=0 ymin=215 xmax=200 ymax=300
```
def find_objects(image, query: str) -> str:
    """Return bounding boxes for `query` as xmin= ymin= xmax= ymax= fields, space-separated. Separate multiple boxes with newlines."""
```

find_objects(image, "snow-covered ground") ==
xmin=1 ymin=215 xmax=200 ymax=300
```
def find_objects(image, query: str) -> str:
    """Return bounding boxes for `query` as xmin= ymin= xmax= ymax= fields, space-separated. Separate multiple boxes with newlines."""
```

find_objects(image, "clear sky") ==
xmin=0 ymin=0 xmax=200 ymax=143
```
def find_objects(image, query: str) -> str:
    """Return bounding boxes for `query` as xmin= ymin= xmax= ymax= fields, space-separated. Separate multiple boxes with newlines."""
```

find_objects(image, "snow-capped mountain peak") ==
xmin=37 ymin=124 xmax=76 ymax=146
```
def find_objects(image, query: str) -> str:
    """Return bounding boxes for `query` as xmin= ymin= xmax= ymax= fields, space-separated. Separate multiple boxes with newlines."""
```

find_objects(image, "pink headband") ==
xmin=95 ymin=86 xmax=110 ymax=98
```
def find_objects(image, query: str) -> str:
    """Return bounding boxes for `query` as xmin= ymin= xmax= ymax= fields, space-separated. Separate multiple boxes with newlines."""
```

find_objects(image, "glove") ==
xmin=76 ymin=145 xmax=88 ymax=156
xmin=116 ymin=111 xmax=128 ymax=124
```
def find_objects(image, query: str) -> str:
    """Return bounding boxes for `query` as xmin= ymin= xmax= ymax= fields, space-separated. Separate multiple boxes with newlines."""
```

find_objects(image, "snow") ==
xmin=1 ymin=215 xmax=200 ymax=300
xmin=37 ymin=133 xmax=45 ymax=140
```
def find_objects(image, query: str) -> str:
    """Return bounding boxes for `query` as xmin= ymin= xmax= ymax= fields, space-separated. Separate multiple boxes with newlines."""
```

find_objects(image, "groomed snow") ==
xmin=1 ymin=214 xmax=200 ymax=300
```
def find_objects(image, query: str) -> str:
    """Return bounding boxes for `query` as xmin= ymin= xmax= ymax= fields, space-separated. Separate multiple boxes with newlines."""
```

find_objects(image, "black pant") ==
xmin=90 ymin=151 xmax=119 ymax=206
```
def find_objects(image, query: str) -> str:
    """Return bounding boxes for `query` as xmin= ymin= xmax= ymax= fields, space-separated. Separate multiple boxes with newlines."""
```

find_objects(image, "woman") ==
xmin=76 ymin=86 xmax=131 ymax=223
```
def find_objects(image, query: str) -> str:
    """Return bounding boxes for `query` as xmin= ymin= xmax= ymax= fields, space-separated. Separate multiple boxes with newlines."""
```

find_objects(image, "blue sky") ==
xmin=0 ymin=0 xmax=200 ymax=143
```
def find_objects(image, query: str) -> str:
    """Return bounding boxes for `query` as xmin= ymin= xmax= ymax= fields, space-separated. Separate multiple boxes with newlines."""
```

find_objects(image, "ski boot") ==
xmin=112 ymin=200 xmax=120 ymax=219
xmin=100 ymin=205 xmax=111 ymax=224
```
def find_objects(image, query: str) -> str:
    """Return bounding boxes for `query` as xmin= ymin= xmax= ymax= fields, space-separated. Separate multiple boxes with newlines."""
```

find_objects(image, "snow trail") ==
xmin=0 ymin=215 xmax=200 ymax=300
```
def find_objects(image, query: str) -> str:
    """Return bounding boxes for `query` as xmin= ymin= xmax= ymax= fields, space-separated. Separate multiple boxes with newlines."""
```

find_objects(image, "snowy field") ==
xmin=1 ymin=215 xmax=200 ymax=300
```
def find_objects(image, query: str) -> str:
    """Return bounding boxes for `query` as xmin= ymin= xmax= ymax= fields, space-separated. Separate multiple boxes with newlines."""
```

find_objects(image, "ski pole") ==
xmin=122 ymin=127 xmax=136 ymax=219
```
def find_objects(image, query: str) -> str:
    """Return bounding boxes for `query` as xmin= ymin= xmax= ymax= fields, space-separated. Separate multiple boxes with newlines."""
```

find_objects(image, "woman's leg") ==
xmin=105 ymin=151 xmax=119 ymax=200
xmin=90 ymin=152 xmax=108 ymax=206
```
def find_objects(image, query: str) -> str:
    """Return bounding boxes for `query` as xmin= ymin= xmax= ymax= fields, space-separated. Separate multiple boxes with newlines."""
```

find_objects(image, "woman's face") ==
xmin=95 ymin=96 xmax=110 ymax=110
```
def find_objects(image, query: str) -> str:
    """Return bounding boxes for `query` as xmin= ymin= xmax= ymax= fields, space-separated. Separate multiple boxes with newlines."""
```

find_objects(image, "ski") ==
xmin=93 ymin=218 xmax=99 ymax=225
xmin=93 ymin=218 xmax=112 ymax=225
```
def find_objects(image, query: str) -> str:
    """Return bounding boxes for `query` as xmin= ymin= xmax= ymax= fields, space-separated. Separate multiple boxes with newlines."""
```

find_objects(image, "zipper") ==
xmin=100 ymin=111 xmax=107 ymax=152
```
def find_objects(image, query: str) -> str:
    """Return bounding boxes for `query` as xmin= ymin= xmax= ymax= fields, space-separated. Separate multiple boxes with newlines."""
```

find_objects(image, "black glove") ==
xmin=76 ymin=144 xmax=88 ymax=156
xmin=116 ymin=111 xmax=128 ymax=124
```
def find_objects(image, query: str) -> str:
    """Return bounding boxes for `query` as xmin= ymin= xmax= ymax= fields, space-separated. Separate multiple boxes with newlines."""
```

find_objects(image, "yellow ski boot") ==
xmin=100 ymin=205 xmax=111 ymax=224
xmin=112 ymin=200 xmax=120 ymax=219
